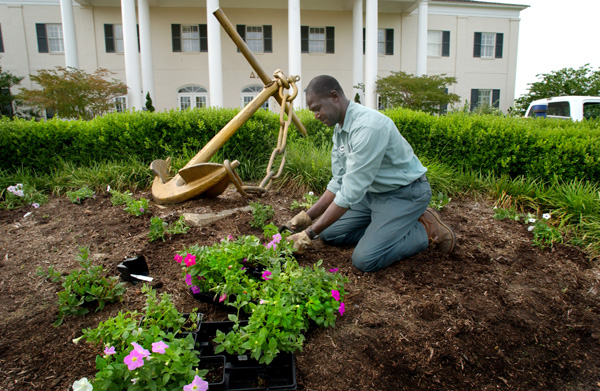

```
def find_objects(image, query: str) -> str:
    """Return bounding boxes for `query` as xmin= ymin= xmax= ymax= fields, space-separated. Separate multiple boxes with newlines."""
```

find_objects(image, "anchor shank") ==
xmin=185 ymin=82 xmax=280 ymax=168
xmin=213 ymin=7 xmax=307 ymax=136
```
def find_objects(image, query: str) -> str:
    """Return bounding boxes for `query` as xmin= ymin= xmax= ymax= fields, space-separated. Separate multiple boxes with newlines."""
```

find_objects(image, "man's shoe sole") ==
xmin=425 ymin=208 xmax=456 ymax=254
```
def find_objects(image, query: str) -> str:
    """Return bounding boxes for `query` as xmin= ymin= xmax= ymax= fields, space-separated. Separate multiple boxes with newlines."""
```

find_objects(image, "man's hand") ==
xmin=286 ymin=230 xmax=313 ymax=253
xmin=283 ymin=211 xmax=312 ymax=233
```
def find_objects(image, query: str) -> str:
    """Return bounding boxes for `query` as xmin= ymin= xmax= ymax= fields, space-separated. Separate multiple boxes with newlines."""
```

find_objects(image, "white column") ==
xmin=288 ymin=0 xmax=302 ymax=107
xmin=121 ymin=0 xmax=143 ymax=110
xmin=365 ymin=0 xmax=378 ymax=109
xmin=59 ymin=0 xmax=79 ymax=68
xmin=137 ymin=0 xmax=155 ymax=105
xmin=207 ymin=0 xmax=223 ymax=107
xmin=416 ymin=0 xmax=428 ymax=76
xmin=352 ymin=0 xmax=363 ymax=104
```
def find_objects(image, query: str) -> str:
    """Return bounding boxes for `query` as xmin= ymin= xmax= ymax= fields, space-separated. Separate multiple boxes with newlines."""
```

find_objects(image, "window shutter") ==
xmin=492 ymin=89 xmax=500 ymax=108
xmin=440 ymin=87 xmax=449 ymax=114
xmin=0 ymin=24 xmax=5 ymax=53
xmin=442 ymin=31 xmax=450 ymax=57
xmin=236 ymin=24 xmax=245 ymax=52
xmin=362 ymin=28 xmax=365 ymax=54
xmin=263 ymin=25 xmax=272 ymax=53
xmin=136 ymin=24 xmax=140 ymax=52
xmin=301 ymin=25 xmax=309 ymax=53
xmin=473 ymin=32 xmax=481 ymax=58
xmin=385 ymin=28 xmax=393 ymax=55
xmin=104 ymin=24 xmax=115 ymax=53
xmin=36 ymin=23 xmax=48 ymax=53
xmin=326 ymin=26 xmax=334 ymax=53
xmin=171 ymin=24 xmax=181 ymax=52
xmin=495 ymin=33 xmax=503 ymax=58
xmin=199 ymin=24 xmax=208 ymax=52
xmin=470 ymin=89 xmax=479 ymax=111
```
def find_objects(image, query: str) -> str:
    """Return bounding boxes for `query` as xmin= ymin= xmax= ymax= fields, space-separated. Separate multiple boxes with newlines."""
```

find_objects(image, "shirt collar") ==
xmin=339 ymin=101 xmax=356 ymax=133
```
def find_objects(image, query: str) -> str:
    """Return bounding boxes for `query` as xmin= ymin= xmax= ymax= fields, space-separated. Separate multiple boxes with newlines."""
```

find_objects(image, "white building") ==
xmin=0 ymin=0 xmax=527 ymax=115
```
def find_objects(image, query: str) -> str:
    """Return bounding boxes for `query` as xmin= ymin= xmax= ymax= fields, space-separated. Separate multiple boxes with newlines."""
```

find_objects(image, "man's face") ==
xmin=306 ymin=91 xmax=340 ymax=127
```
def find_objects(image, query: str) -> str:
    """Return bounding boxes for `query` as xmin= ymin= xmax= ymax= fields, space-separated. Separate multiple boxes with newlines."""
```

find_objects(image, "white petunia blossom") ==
xmin=528 ymin=226 xmax=535 ymax=232
xmin=106 ymin=185 xmax=111 ymax=192
xmin=543 ymin=213 xmax=551 ymax=220
xmin=308 ymin=191 xmax=314 ymax=196
xmin=528 ymin=218 xmax=536 ymax=223
xmin=72 ymin=377 xmax=93 ymax=391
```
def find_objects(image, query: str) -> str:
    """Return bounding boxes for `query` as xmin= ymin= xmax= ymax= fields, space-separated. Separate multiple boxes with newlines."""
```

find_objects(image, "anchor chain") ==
xmin=224 ymin=70 xmax=300 ymax=196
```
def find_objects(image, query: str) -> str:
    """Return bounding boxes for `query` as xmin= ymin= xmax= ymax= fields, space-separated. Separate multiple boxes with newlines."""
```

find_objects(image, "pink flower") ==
xmin=266 ymin=242 xmax=277 ymax=250
xmin=219 ymin=293 xmax=227 ymax=302
xmin=328 ymin=268 xmax=338 ymax=273
xmin=184 ymin=375 xmax=209 ymax=391
xmin=31 ymin=203 xmax=40 ymax=209
xmin=184 ymin=254 xmax=196 ymax=267
xmin=228 ymin=235 xmax=234 ymax=241
xmin=174 ymin=254 xmax=183 ymax=264
xmin=331 ymin=289 xmax=340 ymax=301
xmin=262 ymin=270 xmax=272 ymax=280
xmin=152 ymin=341 xmax=169 ymax=354
xmin=191 ymin=285 xmax=201 ymax=294
xmin=271 ymin=233 xmax=282 ymax=243
xmin=259 ymin=299 xmax=266 ymax=305
xmin=131 ymin=342 xmax=150 ymax=358
xmin=242 ymin=258 xmax=247 ymax=263
xmin=104 ymin=346 xmax=116 ymax=355
xmin=339 ymin=302 xmax=345 ymax=316
xmin=185 ymin=274 xmax=193 ymax=286
xmin=139 ymin=207 xmax=145 ymax=213
xmin=124 ymin=349 xmax=144 ymax=370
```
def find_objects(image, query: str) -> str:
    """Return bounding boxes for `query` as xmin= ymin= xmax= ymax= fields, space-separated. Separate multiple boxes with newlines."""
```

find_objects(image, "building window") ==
xmin=301 ymin=26 xmax=334 ymax=53
xmin=171 ymin=24 xmax=207 ymax=52
xmin=470 ymin=89 xmax=500 ymax=110
xmin=36 ymin=23 xmax=64 ymax=53
xmin=104 ymin=24 xmax=124 ymax=53
xmin=363 ymin=28 xmax=393 ymax=55
xmin=473 ymin=32 xmax=503 ymax=59
xmin=428 ymin=30 xmax=450 ymax=57
xmin=115 ymin=96 xmax=127 ymax=113
xmin=241 ymin=85 xmax=269 ymax=110
xmin=236 ymin=25 xmax=272 ymax=53
xmin=0 ymin=24 xmax=4 ymax=52
xmin=178 ymin=86 xmax=208 ymax=110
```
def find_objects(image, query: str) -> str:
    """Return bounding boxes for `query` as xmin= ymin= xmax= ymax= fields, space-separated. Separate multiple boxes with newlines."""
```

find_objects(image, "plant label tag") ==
xmin=130 ymin=274 xmax=153 ymax=282
xmin=237 ymin=355 xmax=248 ymax=361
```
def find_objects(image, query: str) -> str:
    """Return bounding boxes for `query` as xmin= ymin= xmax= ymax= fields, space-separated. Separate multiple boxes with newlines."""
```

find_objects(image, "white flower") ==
xmin=131 ymin=327 xmax=143 ymax=337
xmin=7 ymin=185 xmax=16 ymax=193
xmin=23 ymin=212 xmax=32 ymax=218
xmin=72 ymin=377 xmax=93 ymax=391
xmin=106 ymin=185 xmax=111 ymax=192
xmin=308 ymin=191 xmax=314 ymax=196
xmin=131 ymin=378 xmax=138 ymax=384
xmin=14 ymin=190 xmax=24 ymax=197
xmin=16 ymin=183 xmax=23 ymax=189
xmin=528 ymin=218 xmax=536 ymax=223
xmin=528 ymin=226 xmax=535 ymax=232
xmin=72 ymin=335 xmax=84 ymax=345
xmin=543 ymin=213 xmax=551 ymax=220
xmin=493 ymin=206 xmax=497 ymax=210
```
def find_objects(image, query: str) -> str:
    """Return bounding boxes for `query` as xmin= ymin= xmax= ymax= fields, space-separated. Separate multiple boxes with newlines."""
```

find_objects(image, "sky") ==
xmin=490 ymin=0 xmax=600 ymax=98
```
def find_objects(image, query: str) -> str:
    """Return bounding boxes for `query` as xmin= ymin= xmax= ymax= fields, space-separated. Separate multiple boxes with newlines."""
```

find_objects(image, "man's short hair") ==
xmin=306 ymin=75 xmax=346 ymax=99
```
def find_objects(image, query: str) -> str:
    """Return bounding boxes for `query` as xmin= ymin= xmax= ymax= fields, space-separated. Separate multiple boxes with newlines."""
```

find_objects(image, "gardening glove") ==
xmin=287 ymin=230 xmax=313 ymax=254
xmin=281 ymin=211 xmax=312 ymax=233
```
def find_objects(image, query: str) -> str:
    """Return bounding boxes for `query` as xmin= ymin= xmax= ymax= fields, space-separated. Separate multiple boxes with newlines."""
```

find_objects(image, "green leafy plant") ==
xmin=429 ymin=191 xmax=451 ymax=211
xmin=109 ymin=188 xmax=133 ymax=206
xmin=78 ymin=286 xmax=206 ymax=390
xmin=66 ymin=186 xmax=95 ymax=204
xmin=36 ymin=265 xmax=62 ymax=283
xmin=124 ymin=197 xmax=150 ymax=216
xmin=493 ymin=206 xmax=522 ymax=221
xmin=54 ymin=247 xmax=126 ymax=326
xmin=149 ymin=215 xmax=190 ymax=242
xmin=176 ymin=227 xmax=348 ymax=364
xmin=249 ymin=201 xmax=274 ymax=229
xmin=290 ymin=191 xmax=319 ymax=210
xmin=1 ymin=183 xmax=48 ymax=210
xmin=526 ymin=213 xmax=562 ymax=249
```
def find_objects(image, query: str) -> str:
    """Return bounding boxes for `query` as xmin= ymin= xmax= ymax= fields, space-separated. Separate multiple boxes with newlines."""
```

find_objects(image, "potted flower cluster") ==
xmin=74 ymin=285 xmax=210 ymax=390
xmin=175 ymin=224 xmax=348 ymax=365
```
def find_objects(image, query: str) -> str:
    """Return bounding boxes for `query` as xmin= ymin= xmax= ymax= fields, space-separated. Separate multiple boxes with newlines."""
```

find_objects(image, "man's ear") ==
xmin=329 ymin=90 xmax=339 ymax=102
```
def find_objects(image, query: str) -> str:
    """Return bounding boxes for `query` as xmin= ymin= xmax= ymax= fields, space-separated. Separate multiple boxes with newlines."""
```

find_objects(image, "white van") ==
xmin=524 ymin=96 xmax=600 ymax=121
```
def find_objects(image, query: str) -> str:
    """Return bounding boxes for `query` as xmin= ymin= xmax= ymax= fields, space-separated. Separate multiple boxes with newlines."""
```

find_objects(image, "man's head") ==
xmin=305 ymin=75 xmax=349 ymax=127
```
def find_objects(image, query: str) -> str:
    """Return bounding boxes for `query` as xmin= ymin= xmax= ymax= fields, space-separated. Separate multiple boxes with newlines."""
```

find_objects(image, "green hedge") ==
xmin=386 ymin=109 xmax=600 ymax=183
xmin=0 ymin=108 xmax=282 ymax=176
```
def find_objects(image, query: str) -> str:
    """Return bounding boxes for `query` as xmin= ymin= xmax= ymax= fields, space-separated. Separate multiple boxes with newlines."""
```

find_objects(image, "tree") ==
xmin=17 ymin=66 xmax=128 ymax=120
xmin=0 ymin=67 xmax=24 ymax=118
xmin=375 ymin=71 xmax=460 ymax=114
xmin=145 ymin=91 xmax=155 ymax=112
xmin=513 ymin=64 xmax=600 ymax=116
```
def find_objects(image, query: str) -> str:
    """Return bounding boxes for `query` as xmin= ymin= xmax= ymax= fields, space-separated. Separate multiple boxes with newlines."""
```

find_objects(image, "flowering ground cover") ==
xmin=0 ymin=186 xmax=599 ymax=390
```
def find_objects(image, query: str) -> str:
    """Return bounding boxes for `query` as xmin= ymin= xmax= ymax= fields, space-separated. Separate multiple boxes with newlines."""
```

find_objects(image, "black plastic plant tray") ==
xmin=139 ymin=313 xmax=203 ymax=344
xmin=190 ymin=288 xmax=237 ymax=307
xmin=197 ymin=321 xmax=296 ymax=391
xmin=197 ymin=355 xmax=226 ymax=388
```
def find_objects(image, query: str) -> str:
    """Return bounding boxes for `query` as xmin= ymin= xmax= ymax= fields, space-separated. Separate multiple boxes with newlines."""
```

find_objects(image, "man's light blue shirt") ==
xmin=327 ymin=101 xmax=427 ymax=209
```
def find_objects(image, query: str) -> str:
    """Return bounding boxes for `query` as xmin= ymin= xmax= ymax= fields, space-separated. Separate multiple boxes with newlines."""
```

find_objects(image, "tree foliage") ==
xmin=17 ymin=66 xmax=128 ymax=120
xmin=514 ymin=64 xmax=600 ymax=116
xmin=0 ymin=67 xmax=24 ymax=118
xmin=375 ymin=71 xmax=460 ymax=114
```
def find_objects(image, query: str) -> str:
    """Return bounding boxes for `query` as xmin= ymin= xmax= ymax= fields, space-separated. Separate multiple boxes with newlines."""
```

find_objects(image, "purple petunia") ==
xmin=262 ymin=270 xmax=272 ymax=280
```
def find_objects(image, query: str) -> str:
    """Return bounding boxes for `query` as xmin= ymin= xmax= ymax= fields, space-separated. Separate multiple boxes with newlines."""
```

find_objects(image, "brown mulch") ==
xmin=1 ymin=185 xmax=599 ymax=391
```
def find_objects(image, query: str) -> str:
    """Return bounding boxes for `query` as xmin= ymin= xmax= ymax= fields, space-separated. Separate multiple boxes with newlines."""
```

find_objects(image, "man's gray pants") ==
xmin=319 ymin=179 xmax=431 ymax=272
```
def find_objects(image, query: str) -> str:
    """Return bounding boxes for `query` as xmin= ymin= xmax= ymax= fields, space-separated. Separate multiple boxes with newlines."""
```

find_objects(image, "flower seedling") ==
xmin=149 ymin=215 xmax=190 ymax=242
xmin=1 ymin=183 xmax=48 ymax=210
xmin=249 ymin=201 xmax=274 ymax=229
xmin=290 ymin=191 xmax=319 ymax=210
xmin=66 ymin=186 xmax=95 ymax=204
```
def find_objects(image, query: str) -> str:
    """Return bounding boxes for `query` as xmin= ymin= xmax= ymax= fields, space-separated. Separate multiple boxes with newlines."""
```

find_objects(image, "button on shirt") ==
xmin=326 ymin=101 xmax=427 ymax=209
